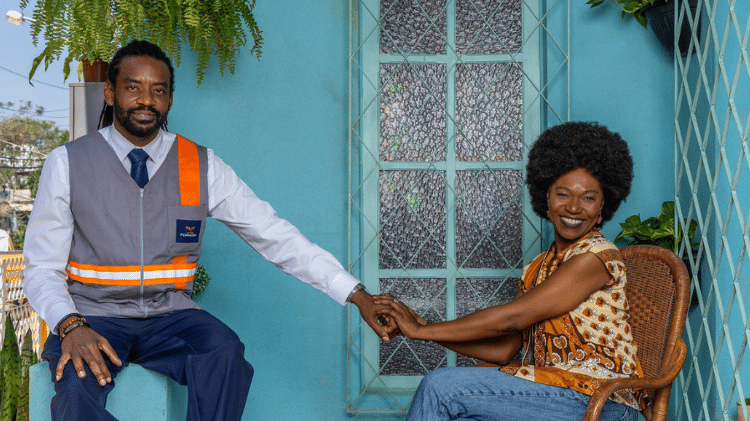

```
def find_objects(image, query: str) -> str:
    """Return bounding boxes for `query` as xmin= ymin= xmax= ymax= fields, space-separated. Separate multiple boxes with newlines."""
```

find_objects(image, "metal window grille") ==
xmin=673 ymin=0 xmax=750 ymax=420
xmin=347 ymin=0 xmax=570 ymax=413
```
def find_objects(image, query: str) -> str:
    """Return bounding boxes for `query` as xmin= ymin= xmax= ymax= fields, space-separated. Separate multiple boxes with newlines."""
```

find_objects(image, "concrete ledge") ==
xmin=30 ymin=361 xmax=187 ymax=421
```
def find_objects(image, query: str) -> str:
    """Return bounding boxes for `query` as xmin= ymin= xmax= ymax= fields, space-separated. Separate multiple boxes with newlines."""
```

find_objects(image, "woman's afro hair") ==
xmin=526 ymin=121 xmax=633 ymax=225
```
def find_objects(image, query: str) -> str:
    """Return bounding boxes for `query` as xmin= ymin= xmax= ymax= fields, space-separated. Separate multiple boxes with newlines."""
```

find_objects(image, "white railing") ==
xmin=0 ymin=251 xmax=46 ymax=356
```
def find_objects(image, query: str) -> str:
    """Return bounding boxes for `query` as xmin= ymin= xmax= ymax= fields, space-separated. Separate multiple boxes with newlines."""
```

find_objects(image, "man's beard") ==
xmin=113 ymin=100 xmax=168 ymax=138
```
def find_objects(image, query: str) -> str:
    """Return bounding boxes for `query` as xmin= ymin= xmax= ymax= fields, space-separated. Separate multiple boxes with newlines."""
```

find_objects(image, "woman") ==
xmin=375 ymin=121 xmax=647 ymax=421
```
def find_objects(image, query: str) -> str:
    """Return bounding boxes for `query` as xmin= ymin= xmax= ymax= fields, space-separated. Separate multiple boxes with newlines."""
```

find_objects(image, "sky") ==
xmin=1 ymin=0 xmax=72 ymax=130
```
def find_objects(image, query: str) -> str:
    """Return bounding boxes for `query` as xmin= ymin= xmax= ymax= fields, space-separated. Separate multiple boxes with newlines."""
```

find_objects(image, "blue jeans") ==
xmin=406 ymin=367 xmax=638 ymax=421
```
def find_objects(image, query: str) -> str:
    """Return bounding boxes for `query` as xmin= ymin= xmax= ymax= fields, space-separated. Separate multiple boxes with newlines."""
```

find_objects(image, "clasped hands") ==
xmin=371 ymin=293 xmax=428 ymax=340
xmin=351 ymin=290 xmax=426 ymax=341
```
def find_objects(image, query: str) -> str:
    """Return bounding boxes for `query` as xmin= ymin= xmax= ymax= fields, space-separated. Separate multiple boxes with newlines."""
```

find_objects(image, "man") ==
xmin=23 ymin=40 xmax=394 ymax=421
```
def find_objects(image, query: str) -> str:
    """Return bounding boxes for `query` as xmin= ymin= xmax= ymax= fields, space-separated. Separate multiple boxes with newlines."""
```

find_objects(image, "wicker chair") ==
xmin=584 ymin=245 xmax=690 ymax=421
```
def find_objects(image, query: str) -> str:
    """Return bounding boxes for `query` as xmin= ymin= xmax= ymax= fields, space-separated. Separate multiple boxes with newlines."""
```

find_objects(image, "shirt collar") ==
xmin=105 ymin=125 xmax=168 ymax=164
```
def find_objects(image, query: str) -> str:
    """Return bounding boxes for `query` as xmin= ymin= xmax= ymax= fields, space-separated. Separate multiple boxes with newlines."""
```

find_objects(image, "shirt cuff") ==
xmin=345 ymin=283 xmax=365 ymax=303
xmin=327 ymin=271 xmax=360 ymax=305
xmin=47 ymin=302 xmax=80 ymax=335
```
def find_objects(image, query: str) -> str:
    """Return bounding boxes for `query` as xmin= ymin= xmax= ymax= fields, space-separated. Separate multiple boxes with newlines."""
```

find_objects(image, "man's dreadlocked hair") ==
xmin=98 ymin=40 xmax=175 ymax=130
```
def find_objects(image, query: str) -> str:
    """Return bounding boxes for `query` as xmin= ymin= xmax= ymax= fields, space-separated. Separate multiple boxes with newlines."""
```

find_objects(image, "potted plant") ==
xmin=586 ymin=0 xmax=701 ymax=56
xmin=739 ymin=399 xmax=750 ymax=421
xmin=586 ymin=0 xmax=661 ymax=27
xmin=615 ymin=200 xmax=702 ymax=306
xmin=19 ymin=0 xmax=263 ymax=85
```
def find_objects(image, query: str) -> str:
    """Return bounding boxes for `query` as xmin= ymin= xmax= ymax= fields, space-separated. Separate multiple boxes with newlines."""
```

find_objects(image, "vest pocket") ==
xmin=168 ymin=205 xmax=208 ymax=255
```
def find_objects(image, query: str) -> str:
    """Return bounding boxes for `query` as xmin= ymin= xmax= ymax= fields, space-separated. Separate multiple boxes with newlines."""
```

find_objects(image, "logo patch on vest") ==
xmin=176 ymin=219 xmax=202 ymax=243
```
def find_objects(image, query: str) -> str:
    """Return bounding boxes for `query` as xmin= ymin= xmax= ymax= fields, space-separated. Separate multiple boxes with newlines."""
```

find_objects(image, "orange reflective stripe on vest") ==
xmin=177 ymin=135 xmax=200 ymax=206
xmin=172 ymin=255 xmax=190 ymax=290
xmin=66 ymin=260 xmax=197 ymax=286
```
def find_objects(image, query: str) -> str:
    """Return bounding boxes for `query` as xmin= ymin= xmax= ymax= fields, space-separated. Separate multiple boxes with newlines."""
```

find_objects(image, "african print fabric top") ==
xmin=499 ymin=229 xmax=649 ymax=411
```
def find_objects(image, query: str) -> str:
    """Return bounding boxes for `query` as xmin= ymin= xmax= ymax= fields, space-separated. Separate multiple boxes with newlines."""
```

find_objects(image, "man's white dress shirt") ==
xmin=23 ymin=127 xmax=359 ymax=332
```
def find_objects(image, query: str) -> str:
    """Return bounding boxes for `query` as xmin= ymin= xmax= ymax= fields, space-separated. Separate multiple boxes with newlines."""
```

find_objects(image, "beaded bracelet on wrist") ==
xmin=60 ymin=317 xmax=82 ymax=332
xmin=55 ymin=313 xmax=84 ymax=335
xmin=60 ymin=319 xmax=89 ymax=340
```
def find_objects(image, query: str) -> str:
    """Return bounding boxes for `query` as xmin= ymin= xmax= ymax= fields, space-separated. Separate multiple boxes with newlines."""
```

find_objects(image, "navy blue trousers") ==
xmin=42 ymin=309 xmax=254 ymax=421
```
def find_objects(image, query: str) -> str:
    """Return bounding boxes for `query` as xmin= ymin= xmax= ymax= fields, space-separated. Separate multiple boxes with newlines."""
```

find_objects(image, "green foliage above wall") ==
xmin=20 ymin=0 xmax=264 ymax=85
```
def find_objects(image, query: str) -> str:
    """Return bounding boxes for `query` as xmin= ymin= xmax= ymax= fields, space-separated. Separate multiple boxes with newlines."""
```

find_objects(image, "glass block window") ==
xmin=348 ymin=0 xmax=570 ymax=413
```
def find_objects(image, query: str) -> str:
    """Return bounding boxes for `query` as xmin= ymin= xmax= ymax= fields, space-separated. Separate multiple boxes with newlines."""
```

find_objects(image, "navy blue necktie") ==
xmin=128 ymin=149 xmax=150 ymax=188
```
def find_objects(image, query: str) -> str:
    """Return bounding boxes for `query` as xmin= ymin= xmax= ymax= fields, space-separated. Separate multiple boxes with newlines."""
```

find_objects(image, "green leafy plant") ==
xmin=614 ymin=201 xmax=699 ymax=255
xmin=1 ymin=316 xmax=20 ymax=421
xmin=19 ymin=0 xmax=263 ymax=85
xmin=0 ymin=318 xmax=37 ymax=421
xmin=192 ymin=263 xmax=211 ymax=297
xmin=586 ymin=0 xmax=663 ymax=28
xmin=11 ymin=224 xmax=26 ymax=251
xmin=17 ymin=330 xmax=37 ymax=421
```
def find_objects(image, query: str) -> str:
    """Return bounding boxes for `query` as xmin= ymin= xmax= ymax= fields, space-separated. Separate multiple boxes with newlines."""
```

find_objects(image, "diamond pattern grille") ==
xmin=674 ymin=0 xmax=750 ymax=420
xmin=347 ymin=0 xmax=570 ymax=413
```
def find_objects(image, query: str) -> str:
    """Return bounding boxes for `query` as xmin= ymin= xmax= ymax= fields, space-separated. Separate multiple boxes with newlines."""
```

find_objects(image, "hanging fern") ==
xmin=21 ymin=0 xmax=263 ymax=85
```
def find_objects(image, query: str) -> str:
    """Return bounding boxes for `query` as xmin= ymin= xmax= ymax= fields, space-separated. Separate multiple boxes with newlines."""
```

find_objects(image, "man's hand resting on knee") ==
xmin=57 ymin=316 xmax=122 ymax=386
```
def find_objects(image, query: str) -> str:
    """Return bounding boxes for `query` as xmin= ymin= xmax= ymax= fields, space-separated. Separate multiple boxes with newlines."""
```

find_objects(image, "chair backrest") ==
xmin=620 ymin=245 xmax=690 ymax=407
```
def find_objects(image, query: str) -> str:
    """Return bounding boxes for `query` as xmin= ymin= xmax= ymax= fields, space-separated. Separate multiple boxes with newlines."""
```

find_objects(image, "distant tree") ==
xmin=0 ymin=100 xmax=44 ymax=117
xmin=0 ymin=101 xmax=68 ymax=248
xmin=0 ymin=102 xmax=68 ymax=190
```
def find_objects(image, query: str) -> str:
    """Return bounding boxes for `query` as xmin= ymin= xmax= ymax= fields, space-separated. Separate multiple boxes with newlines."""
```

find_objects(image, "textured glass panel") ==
xmin=456 ymin=170 xmax=523 ymax=268
xmin=456 ymin=0 xmax=522 ymax=54
xmin=380 ymin=0 xmax=447 ymax=54
xmin=455 ymin=278 xmax=518 ymax=318
xmin=455 ymin=277 xmax=519 ymax=367
xmin=380 ymin=171 xmax=446 ymax=268
xmin=379 ymin=278 xmax=447 ymax=375
xmin=456 ymin=63 xmax=523 ymax=161
xmin=380 ymin=64 xmax=447 ymax=161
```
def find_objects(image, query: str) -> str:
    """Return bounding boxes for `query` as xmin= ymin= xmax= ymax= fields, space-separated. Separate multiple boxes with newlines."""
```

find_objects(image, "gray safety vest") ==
xmin=65 ymin=131 xmax=209 ymax=318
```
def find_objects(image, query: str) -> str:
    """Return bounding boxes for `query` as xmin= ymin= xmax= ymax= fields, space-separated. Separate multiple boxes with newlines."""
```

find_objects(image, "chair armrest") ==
xmin=584 ymin=340 xmax=687 ymax=421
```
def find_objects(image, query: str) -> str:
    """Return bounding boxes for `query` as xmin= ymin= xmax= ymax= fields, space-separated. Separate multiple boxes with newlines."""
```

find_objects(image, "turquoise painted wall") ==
xmin=164 ymin=1 xmax=676 ymax=419
xmin=569 ymin=5 xmax=676 ymax=241
xmin=168 ymin=2 xmax=354 ymax=419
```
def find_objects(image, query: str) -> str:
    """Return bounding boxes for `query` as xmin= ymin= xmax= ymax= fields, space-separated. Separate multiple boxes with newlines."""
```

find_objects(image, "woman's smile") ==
xmin=546 ymin=168 xmax=604 ymax=250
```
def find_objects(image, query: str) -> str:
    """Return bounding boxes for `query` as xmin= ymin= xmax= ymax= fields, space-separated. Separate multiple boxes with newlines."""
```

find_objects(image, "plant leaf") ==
xmin=615 ymin=215 xmax=643 ymax=243
xmin=661 ymin=201 xmax=675 ymax=217
xmin=1 ymin=316 xmax=20 ymax=421
xmin=17 ymin=330 xmax=35 ymax=421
